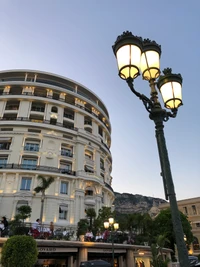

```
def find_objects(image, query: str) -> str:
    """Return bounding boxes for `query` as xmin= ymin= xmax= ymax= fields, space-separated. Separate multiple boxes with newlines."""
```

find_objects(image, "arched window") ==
xmin=51 ymin=106 xmax=58 ymax=113
xmin=85 ymin=187 xmax=94 ymax=196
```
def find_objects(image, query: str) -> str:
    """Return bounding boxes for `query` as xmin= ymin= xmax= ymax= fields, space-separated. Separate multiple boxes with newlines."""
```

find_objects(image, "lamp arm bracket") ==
xmin=163 ymin=109 xmax=178 ymax=122
xmin=126 ymin=78 xmax=153 ymax=113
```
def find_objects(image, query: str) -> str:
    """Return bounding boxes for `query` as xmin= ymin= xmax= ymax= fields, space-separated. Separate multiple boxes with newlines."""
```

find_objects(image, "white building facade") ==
xmin=0 ymin=69 xmax=114 ymax=228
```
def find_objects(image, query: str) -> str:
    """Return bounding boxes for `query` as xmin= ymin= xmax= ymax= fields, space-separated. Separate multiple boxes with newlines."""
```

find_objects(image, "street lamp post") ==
xmin=112 ymin=31 xmax=189 ymax=267
xmin=104 ymin=218 xmax=119 ymax=267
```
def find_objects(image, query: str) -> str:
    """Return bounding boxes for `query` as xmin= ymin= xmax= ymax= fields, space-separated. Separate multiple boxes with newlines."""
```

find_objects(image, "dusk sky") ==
xmin=0 ymin=0 xmax=199 ymax=200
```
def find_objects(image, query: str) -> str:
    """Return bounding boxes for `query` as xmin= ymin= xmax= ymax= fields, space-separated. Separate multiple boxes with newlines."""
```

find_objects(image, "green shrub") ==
xmin=1 ymin=235 xmax=38 ymax=267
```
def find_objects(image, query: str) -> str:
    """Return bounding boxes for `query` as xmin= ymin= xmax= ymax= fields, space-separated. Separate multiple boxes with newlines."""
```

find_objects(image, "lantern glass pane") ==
xmin=141 ymin=50 xmax=160 ymax=80
xmin=114 ymin=223 xmax=119 ymax=230
xmin=104 ymin=222 xmax=109 ymax=229
xmin=116 ymin=44 xmax=141 ymax=79
xmin=109 ymin=217 xmax=114 ymax=225
xmin=160 ymin=81 xmax=182 ymax=109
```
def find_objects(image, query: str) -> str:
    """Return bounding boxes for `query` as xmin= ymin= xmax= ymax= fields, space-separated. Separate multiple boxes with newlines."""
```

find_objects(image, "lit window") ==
xmin=59 ymin=205 xmax=68 ymax=220
xmin=20 ymin=177 xmax=32 ymax=190
xmin=60 ymin=182 xmax=68 ymax=194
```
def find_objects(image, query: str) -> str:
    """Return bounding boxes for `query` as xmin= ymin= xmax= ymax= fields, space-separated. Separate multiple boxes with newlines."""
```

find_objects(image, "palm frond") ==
xmin=34 ymin=186 xmax=43 ymax=193
xmin=36 ymin=175 xmax=54 ymax=190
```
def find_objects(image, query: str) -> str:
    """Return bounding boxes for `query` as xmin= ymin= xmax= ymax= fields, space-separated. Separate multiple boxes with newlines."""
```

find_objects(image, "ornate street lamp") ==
xmin=104 ymin=218 xmax=119 ymax=267
xmin=113 ymin=31 xmax=189 ymax=267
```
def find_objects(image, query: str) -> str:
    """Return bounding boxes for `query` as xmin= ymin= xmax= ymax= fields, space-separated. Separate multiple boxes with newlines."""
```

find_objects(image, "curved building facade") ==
xmin=0 ymin=70 xmax=114 ymax=227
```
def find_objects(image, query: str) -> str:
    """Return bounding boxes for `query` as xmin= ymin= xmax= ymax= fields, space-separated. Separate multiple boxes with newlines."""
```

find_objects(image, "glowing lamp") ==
xmin=140 ymin=38 xmax=161 ymax=80
xmin=114 ymin=223 xmax=119 ymax=230
xmin=157 ymin=68 xmax=183 ymax=109
xmin=104 ymin=222 xmax=109 ymax=229
xmin=109 ymin=217 xmax=114 ymax=225
xmin=112 ymin=31 xmax=143 ymax=80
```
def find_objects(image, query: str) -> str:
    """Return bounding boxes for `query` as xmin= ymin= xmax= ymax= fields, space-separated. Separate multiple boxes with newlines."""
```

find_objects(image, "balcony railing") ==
xmin=61 ymin=150 xmax=73 ymax=157
xmin=104 ymin=182 xmax=114 ymax=192
xmin=5 ymin=106 xmax=19 ymax=110
xmin=0 ymin=117 xmax=78 ymax=131
xmin=63 ymin=113 xmax=74 ymax=120
xmin=84 ymin=120 xmax=92 ymax=126
xmin=0 ymin=163 xmax=76 ymax=176
xmin=0 ymin=90 xmax=110 ymax=131
xmin=31 ymin=107 xmax=45 ymax=112
xmin=24 ymin=145 xmax=39 ymax=152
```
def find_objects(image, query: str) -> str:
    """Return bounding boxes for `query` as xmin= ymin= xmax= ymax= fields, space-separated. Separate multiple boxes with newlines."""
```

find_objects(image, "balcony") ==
xmin=0 ymin=88 xmax=110 ymax=132
xmin=84 ymin=196 xmax=96 ymax=206
xmin=31 ymin=106 xmax=45 ymax=112
xmin=85 ymin=158 xmax=94 ymax=166
xmin=63 ymin=113 xmax=74 ymax=120
xmin=61 ymin=150 xmax=73 ymax=157
xmin=0 ymin=117 xmax=78 ymax=131
xmin=104 ymin=182 xmax=114 ymax=192
xmin=24 ymin=145 xmax=39 ymax=152
xmin=5 ymin=105 xmax=19 ymax=110
xmin=84 ymin=120 xmax=92 ymax=126
xmin=0 ymin=163 xmax=76 ymax=176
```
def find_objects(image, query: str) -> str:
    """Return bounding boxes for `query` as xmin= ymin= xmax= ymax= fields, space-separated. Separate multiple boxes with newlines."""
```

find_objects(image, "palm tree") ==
xmin=34 ymin=175 xmax=54 ymax=222
xmin=86 ymin=208 xmax=96 ymax=229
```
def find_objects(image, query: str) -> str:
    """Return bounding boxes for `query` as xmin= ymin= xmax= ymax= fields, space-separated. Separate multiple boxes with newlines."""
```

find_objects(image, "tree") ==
xmin=93 ymin=207 xmax=114 ymax=233
xmin=153 ymin=208 xmax=193 ymax=259
xmin=1 ymin=235 xmax=38 ymax=267
xmin=86 ymin=208 xmax=96 ymax=229
xmin=16 ymin=205 xmax=32 ymax=223
xmin=34 ymin=175 xmax=54 ymax=222
xmin=150 ymin=235 xmax=171 ymax=267
xmin=10 ymin=205 xmax=32 ymax=236
xmin=77 ymin=219 xmax=89 ymax=236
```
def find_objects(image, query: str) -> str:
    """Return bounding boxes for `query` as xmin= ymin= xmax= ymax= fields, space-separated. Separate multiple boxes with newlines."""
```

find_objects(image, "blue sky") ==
xmin=0 ymin=0 xmax=199 ymax=200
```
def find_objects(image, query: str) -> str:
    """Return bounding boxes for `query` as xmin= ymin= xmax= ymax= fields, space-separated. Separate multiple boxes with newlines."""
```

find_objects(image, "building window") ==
xmin=24 ymin=142 xmax=39 ymax=152
xmin=100 ymin=158 xmax=105 ymax=170
xmin=59 ymin=205 xmax=68 ymax=220
xmin=0 ymin=138 xmax=12 ymax=150
xmin=192 ymin=205 xmax=197 ymax=215
xmin=183 ymin=206 xmax=188 ymax=215
xmin=31 ymin=103 xmax=45 ymax=112
xmin=20 ymin=177 xmax=32 ymax=190
xmin=61 ymin=147 xmax=73 ymax=157
xmin=5 ymin=101 xmax=19 ymax=110
xmin=50 ymin=117 xmax=57 ymax=125
xmin=85 ymin=188 xmax=93 ymax=196
xmin=60 ymin=181 xmax=68 ymax=194
xmin=0 ymin=157 xmax=8 ymax=167
xmin=196 ymin=223 xmax=200 ymax=228
xmin=60 ymin=161 xmax=72 ymax=174
xmin=51 ymin=106 xmax=58 ymax=113
xmin=22 ymin=158 xmax=37 ymax=170
xmin=98 ymin=126 xmax=103 ymax=136
xmin=102 ymin=192 xmax=105 ymax=203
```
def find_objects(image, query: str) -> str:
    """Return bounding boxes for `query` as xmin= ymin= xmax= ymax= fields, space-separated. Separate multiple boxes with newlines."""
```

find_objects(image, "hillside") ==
xmin=114 ymin=192 xmax=167 ymax=214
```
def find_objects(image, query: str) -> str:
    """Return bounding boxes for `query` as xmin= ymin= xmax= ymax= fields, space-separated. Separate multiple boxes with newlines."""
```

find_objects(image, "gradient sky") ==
xmin=0 ymin=0 xmax=199 ymax=200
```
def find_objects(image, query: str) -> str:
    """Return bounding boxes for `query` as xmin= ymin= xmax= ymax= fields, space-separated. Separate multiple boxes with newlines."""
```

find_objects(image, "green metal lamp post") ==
xmin=112 ymin=31 xmax=189 ymax=267
xmin=104 ymin=218 xmax=119 ymax=267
